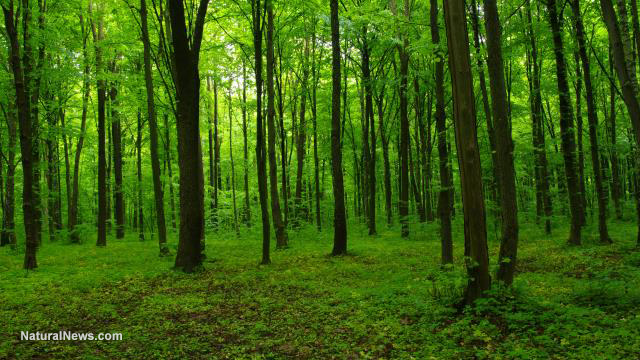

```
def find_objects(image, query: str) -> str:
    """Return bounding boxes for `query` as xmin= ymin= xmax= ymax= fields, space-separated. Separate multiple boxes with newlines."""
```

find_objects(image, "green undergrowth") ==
xmin=1 ymin=217 xmax=639 ymax=359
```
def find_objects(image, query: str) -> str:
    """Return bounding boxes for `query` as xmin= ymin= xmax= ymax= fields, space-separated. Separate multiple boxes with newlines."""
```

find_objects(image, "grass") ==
xmin=1 ymin=217 xmax=639 ymax=359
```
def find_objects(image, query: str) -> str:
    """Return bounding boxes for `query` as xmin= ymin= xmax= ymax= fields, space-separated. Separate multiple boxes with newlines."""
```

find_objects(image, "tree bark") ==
xmin=331 ymin=0 xmax=347 ymax=255
xmin=430 ymin=0 xmax=453 ymax=264
xmin=252 ymin=0 xmax=271 ymax=264
xmin=109 ymin=64 xmax=125 ymax=239
xmin=2 ymin=0 xmax=38 ymax=268
xmin=69 ymin=13 xmax=90 ymax=242
xmin=571 ymin=0 xmax=612 ymax=244
xmin=443 ymin=0 xmax=491 ymax=304
xmin=483 ymin=0 xmax=519 ymax=285
xmin=90 ymin=1 xmax=107 ymax=248
xmin=169 ymin=0 xmax=209 ymax=272
xmin=547 ymin=0 xmax=583 ymax=245
xmin=141 ymin=0 xmax=169 ymax=255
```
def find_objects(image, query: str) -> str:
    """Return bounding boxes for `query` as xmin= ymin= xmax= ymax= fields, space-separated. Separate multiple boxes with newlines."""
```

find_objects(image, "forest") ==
xmin=1 ymin=0 xmax=640 ymax=357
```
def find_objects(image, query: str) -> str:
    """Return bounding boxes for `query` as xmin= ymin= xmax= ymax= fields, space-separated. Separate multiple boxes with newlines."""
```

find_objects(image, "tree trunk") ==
xmin=547 ymin=0 xmax=583 ymax=245
xmin=1 ymin=97 xmax=17 ymax=248
xmin=443 ymin=0 xmax=491 ymax=304
xmin=430 ymin=0 xmax=453 ymax=264
xmin=266 ymin=0 xmax=288 ymax=248
xmin=483 ymin=0 xmax=519 ymax=285
xmin=253 ymin=0 xmax=271 ymax=264
xmin=228 ymin=84 xmax=239 ymax=234
xmin=2 ymin=0 xmax=38 ymax=268
xmin=311 ymin=27 xmax=322 ymax=232
xmin=69 ymin=13 xmax=90 ymax=242
xmin=109 ymin=65 xmax=125 ymax=239
xmin=295 ymin=37 xmax=309 ymax=224
xmin=90 ymin=2 xmax=107 ymax=248
xmin=526 ymin=0 xmax=552 ymax=234
xmin=600 ymin=0 xmax=640 ymax=146
xmin=169 ymin=0 xmax=209 ymax=272
xmin=137 ymin=110 xmax=145 ymax=242
xmin=242 ymin=59 xmax=251 ymax=226
xmin=574 ymin=52 xmax=587 ymax=227
xmin=330 ymin=0 xmax=347 ymax=255
xmin=207 ymin=76 xmax=218 ymax=228
xmin=141 ymin=0 xmax=169 ymax=255
xmin=571 ymin=0 xmax=612 ymax=244
xmin=163 ymin=113 xmax=177 ymax=229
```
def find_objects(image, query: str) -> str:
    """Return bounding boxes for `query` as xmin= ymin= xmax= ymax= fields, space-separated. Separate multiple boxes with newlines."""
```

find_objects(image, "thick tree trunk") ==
xmin=169 ymin=0 xmax=209 ymax=272
xmin=141 ymin=0 xmax=169 ymax=255
xmin=3 ymin=1 xmax=38 ymax=268
xmin=430 ymin=0 xmax=453 ymax=264
xmin=600 ymin=0 xmax=640 ymax=146
xmin=547 ymin=0 xmax=583 ymax=245
xmin=443 ymin=0 xmax=491 ymax=305
xmin=330 ymin=0 xmax=347 ymax=255
xmin=483 ymin=0 xmax=519 ymax=285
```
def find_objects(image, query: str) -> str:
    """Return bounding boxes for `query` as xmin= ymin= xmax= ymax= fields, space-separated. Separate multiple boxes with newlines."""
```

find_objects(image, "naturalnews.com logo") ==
xmin=20 ymin=331 xmax=122 ymax=341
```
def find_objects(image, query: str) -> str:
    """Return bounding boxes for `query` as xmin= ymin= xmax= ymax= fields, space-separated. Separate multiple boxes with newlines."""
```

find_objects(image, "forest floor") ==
xmin=1 ymin=217 xmax=640 ymax=359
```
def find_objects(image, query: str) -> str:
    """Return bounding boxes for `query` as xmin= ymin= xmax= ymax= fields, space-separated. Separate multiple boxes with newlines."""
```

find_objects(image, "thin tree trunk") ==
xmin=141 ymin=0 xmax=169 ymax=255
xmin=137 ymin=110 xmax=145 ymax=242
xmin=164 ymin=113 xmax=177 ymax=229
xmin=228 ymin=84 xmax=239 ymax=235
xmin=109 ymin=64 xmax=125 ymax=239
xmin=266 ymin=0 xmax=288 ymax=248
xmin=69 ymin=13 xmax=90 ymax=242
xmin=242 ymin=59 xmax=251 ymax=226
xmin=90 ymin=2 xmax=107 ymax=248
xmin=253 ymin=0 xmax=271 ymax=264
xmin=430 ymin=0 xmax=453 ymax=264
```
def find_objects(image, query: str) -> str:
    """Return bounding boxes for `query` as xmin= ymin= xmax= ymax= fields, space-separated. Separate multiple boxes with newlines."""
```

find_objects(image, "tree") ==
xmin=570 ymin=0 xmax=612 ymax=244
xmin=266 ymin=0 xmax=288 ymax=248
xmin=483 ymin=0 xmax=519 ymax=285
xmin=331 ymin=0 xmax=347 ymax=256
xmin=2 ymin=0 xmax=38 ymax=268
xmin=141 ymin=0 xmax=169 ymax=255
xmin=169 ymin=0 xmax=209 ymax=272
xmin=442 ymin=0 xmax=491 ymax=305
xmin=252 ymin=0 xmax=271 ymax=264
xmin=430 ymin=0 xmax=452 ymax=265
xmin=89 ymin=1 xmax=107 ymax=248
xmin=547 ymin=0 xmax=584 ymax=245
